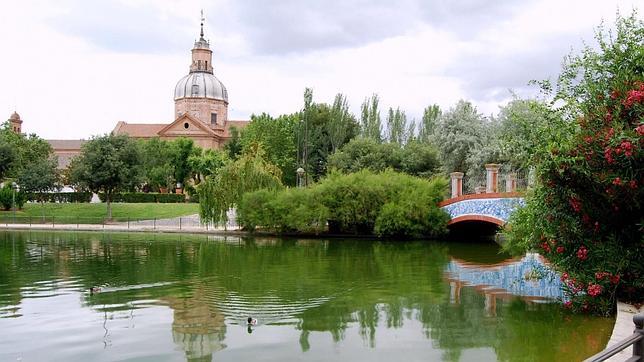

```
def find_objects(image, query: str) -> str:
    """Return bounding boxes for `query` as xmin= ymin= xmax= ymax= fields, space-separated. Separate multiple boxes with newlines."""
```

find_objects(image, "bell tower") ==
xmin=8 ymin=112 xmax=22 ymax=133
xmin=190 ymin=12 xmax=213 ymax=74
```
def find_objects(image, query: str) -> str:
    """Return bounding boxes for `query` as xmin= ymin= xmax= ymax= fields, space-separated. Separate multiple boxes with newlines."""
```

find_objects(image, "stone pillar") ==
xmin=449 ymin=172 xmax=464 ymax=198
xmin=505 ymin=173 xmax=517 ymax=193
xmin=485 ymin=164 xmax=501 ymax=193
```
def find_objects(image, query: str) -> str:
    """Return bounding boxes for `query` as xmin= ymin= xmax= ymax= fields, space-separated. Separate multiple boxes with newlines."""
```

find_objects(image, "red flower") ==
xmin=556 ymin=246 xmax=565 ymax=253
xmin=604 ymin=147 xmax=614 ymax=164
xmin=636 ymin=124 xmax=644 ymax=136
xmin=569 ymin=197 xmax=582 ymax=213
xmin=561 ymin=272 xmax=570 ymax=281
xmin=613 ymin=178 xmax=622 ymax=186
xmin=563 ymin=301 xmax=573 ymax=309
xmin=584 ymin=135 xmax=593 ymax=143
xmin=540 ymin=242 xmax=551 ymax=253
xmin=587 ymin=283 xmax=603 ymax=297
xmin=624 ymin=89 xmax=644 ymax=108
xmin=610 ymin=90 xmax=620 ymax=100
xmin=604 ymin=112 xmax=613 ymax=124
xmin=577 ymin=246 xmax=588 ymax=261
xmin=595 ymin=271 xmax=609 ymax=280
xmin=582 ymin=214 xmax=591 ymax=224
xmin=610 ymin=274 xmax=621 ymax=284
xmin=621 ymin=140 xmax=633 ymax=151
xmin=629 ymin=180 xmax=637 ymax=189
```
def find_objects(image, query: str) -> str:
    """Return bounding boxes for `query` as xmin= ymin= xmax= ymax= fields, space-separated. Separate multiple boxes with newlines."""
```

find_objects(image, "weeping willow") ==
xmin=199 ymin=143 xmax=283 ymax=226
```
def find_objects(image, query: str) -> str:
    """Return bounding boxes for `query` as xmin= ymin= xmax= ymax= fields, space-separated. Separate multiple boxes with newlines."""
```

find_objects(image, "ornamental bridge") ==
xmin=439 ymin=164 xmax=526 ymax=236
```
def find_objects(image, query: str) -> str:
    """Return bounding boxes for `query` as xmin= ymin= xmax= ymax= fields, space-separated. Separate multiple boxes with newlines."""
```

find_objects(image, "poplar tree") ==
xmin=386 ymin=107 xmax=406 ymax=144
xmin=360 ymin=94 xmax=382 ymax=142
xmin=418 ymin=104 xmax=441 ymax=143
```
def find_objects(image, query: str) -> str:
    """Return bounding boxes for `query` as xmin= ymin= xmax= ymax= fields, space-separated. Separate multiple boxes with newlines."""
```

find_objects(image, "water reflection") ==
xmin=445 ymin=253 xmax=565 ymax=303
xmin=0 ymin=231 xmax=613 ymax=362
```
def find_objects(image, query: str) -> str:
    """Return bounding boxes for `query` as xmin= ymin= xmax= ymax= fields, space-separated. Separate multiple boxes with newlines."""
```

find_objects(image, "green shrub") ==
xmin=375 ymin=182 xmax=450 ymax=238
xmin=0 ymin=185 xmax=25 ymax=210
xmin=98 ymin=192 xmax=185 ymax=203
xmin=237 ymin=169 xmax=449 ymax=237
xmin=26 ymin=192 xmax=92 ymax=203
xmin=238 ymin=189 xmax=279 ymax=231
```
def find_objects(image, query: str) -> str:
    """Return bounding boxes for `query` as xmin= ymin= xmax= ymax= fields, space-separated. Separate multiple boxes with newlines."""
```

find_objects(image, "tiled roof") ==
xmin=112 ymin=122 xmax=166 ymax=138
xmin=47 ymin=139 xmax=85 ymax=150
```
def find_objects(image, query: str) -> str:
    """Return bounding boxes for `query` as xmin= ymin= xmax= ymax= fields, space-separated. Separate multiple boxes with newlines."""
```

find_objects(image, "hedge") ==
xmin=26 ymin=192 xmax=92 ymax=203
xmin=98 ymin=192 xmax=185 ymax=203
xmin=237 ymin=170 xmax=450 ymax=238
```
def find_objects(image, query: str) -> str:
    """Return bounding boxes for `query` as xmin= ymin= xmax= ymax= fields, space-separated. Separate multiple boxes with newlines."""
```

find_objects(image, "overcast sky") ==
xmin=0 ymin=0 xmax=640 ymax=139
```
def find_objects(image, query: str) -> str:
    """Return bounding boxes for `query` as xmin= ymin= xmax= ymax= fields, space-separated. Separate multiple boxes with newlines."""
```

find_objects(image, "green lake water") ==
xmin=0 ymin=231 xmax=614 ymax=361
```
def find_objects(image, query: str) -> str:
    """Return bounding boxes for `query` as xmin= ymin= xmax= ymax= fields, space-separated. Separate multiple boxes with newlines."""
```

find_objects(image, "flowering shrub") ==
xmin=505 ymin=13 xmax=643 ymax=316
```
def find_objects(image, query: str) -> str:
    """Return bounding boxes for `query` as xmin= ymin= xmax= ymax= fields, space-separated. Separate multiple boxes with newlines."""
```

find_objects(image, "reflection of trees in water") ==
xmin=0 ymin=231 xmax=613 ymax=361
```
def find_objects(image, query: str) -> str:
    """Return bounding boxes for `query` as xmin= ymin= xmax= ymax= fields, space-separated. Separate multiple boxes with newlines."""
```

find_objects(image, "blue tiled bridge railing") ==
xmin=439 ymin=192 xmax=525 ymax=226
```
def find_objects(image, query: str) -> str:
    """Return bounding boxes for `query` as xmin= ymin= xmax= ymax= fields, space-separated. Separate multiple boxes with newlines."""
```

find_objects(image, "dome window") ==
xmin=184 ymin=122 xmax=189 ymax=129
xmin=191 ymin=84 xmax=199 ymax=96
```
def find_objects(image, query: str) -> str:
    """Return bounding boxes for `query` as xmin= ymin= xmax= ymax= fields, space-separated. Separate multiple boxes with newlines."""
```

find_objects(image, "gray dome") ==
xmin=174 ymin=72 xmax=228 ymax=102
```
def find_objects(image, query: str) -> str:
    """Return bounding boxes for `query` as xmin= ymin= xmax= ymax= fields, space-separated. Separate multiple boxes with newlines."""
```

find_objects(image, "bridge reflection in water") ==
xmin=444 ymin=253 xmax=564 ymax=315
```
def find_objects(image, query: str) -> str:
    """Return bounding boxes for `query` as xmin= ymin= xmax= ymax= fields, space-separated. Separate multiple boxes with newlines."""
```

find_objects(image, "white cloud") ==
xmin=0 ymin=0 xmax=639 ymax=139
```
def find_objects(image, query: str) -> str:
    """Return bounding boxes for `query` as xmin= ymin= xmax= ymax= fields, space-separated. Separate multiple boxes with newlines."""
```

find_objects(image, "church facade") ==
xmin=6 ymin=21 xmax=247 ymax=169
xmin=111 ymin=22 xmax=248 ymax=149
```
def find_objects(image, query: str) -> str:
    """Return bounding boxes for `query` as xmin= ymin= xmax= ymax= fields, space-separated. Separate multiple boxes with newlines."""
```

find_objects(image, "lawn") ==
xmin=0 ymin=203 xmax=200 ymax=224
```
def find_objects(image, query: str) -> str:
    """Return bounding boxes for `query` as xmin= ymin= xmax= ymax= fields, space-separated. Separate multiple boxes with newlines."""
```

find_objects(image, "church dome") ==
xmin=9 ymin=112 xmax=20 ymax=120
xmin=174 ymin=72 xmax=228 ymax=102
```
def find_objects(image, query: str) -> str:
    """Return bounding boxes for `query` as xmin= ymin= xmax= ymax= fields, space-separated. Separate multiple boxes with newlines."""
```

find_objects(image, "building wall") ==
xmin=175 ymin=98 xmax=228 ymax=128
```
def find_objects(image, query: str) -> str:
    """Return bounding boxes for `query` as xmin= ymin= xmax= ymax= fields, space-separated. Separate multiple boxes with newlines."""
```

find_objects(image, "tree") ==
xmin=496 ymin=99 xmax=560 ymax=171
xmin=328 ymin=137 xmax=440 ymax=178
xmin=0 ymin=122 xmax=53 ymax=180
xmin=18 ymin=156 xmax=59 ymax=202
xmin=140 ymin=138 xmax=174 ymax=192
xmin=386 ymin=107 xmax=407 ymax=144
xmin=505 ymin=12 xmax=643 ymax=316
xmin=360 ymin=94 xmax=383 ymax=142
xmin=171 ymin=137 xmax=201 ymax=189
xmin=188 ymin=148 xmax=227 ymax=185
xmin=18 ymin=156 xmax=59 ymax=216
xmin=224 ymin=126 xmax=242 ymax=160
xmin=399 ymin=141 xmax=441 ymax=178
xmin=296 ymin=89 xmax=359 ymax=182
xmin=69 ymin=134 xmax=143 ymax=219
xmin=327 ymin=93 xmax=356 ymax=153
xmin=241 ymin=113 xmax=298 ymax=186
xmin=328 ymin=137 xmax=401 ymax=173
xmin=0 ymin=137 xmax=15 ymax=181
xmin=198 ymin=143 xmax=282 ymax=226
xmin=434 ymin=100 xmax=485 ymax=175
xmin=418 ymin=105 xmax=441 ymax=143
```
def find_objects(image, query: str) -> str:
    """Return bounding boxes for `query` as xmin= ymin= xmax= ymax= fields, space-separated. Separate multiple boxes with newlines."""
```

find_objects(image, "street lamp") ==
xmin=296 ymin=167 xmax=305 ymax=188
xmin=11 ymin=182 xmax=19 ymax=222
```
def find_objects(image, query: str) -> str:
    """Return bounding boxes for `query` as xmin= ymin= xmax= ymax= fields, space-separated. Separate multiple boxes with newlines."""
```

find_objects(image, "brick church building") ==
xmin=7 ymin=20 xmax=248 ymax=169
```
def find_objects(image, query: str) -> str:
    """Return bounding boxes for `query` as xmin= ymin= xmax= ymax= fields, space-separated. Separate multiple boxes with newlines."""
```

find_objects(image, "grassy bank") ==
xmin=0 ymin=203 xmax=199 ymax=223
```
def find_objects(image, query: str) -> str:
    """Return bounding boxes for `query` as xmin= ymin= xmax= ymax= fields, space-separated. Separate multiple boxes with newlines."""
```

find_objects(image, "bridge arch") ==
xmin=439 ymin=192 xmax=525 ymax=228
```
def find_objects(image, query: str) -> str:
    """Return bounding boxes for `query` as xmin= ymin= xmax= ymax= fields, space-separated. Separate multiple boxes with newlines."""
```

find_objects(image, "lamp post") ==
xmin=11 ymin=182 xmax=19 ymax=222
xmin=296 ymin=167 xmax=305 ymax=188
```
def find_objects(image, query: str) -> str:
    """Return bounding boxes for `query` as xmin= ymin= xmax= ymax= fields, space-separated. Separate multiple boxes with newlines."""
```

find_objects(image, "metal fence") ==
xmin=584 ymin=313 xmax=643 ymax=362
xmin=0 ymin=215 xmax=238 ymax=231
